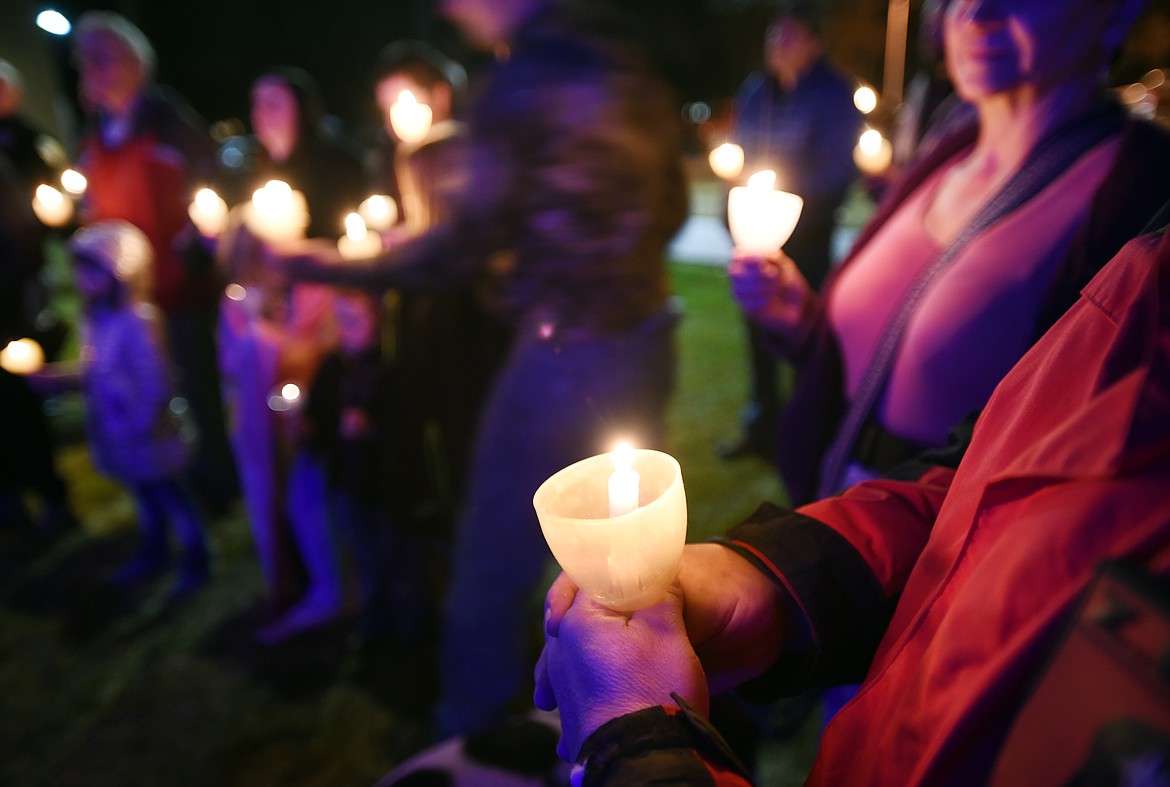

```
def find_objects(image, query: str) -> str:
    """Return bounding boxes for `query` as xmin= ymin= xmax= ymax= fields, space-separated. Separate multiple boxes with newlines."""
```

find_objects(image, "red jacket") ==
xmin=579 ymin=227 xmax=1170 ymax=785
xmin=79 ymin=89 xmax=218 ymax=312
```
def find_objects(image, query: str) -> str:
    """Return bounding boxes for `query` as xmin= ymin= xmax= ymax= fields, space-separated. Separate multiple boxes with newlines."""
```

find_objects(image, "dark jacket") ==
xmin=294 ymin=0 xmax=688 ymax=337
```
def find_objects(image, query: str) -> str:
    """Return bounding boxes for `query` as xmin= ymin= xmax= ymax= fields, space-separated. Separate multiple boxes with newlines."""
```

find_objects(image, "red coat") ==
xmin=577 ymin=227 xmax=1170 ymax=785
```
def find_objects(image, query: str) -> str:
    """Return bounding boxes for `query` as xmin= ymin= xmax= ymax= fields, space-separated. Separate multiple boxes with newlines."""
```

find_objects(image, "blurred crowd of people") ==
xmin=4 ymin=0 xmax=1170 ymax=784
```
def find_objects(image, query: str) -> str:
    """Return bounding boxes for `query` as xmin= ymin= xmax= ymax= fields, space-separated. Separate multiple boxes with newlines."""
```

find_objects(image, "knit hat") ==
xmin=70 ymin=219 xmax=153 ymax=293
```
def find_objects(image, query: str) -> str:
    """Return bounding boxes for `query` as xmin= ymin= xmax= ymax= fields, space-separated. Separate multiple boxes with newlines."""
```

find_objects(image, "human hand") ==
xmin=534 ymin=580 xmax=707 ymax=762
xmin=729 ymin=251 xmax=815 ymax=346
xmin=540 ymin=544 xmax=788 ymax=700
xmin=270 ymin=238 xmax=343 ymax=281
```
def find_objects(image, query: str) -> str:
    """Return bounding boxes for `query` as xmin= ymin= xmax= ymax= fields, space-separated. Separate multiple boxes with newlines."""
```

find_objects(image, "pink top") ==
xmin=827 ymin=136 xmax=1121 ymax=446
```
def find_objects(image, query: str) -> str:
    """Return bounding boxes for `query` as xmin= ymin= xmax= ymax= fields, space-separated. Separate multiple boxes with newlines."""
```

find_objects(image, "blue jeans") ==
xmin=435 ymin=308 xmax=677 ymax=737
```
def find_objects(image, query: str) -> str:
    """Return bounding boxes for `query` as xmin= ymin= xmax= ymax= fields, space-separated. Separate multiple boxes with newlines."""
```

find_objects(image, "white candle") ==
xmin=60 ymin=168 xmax=88 ymax=195
xmin=608 ymin=441 xmax=640 ymax=517
xmin=0 ymin=338 xmax=45 ymax=375
xmin=358 ymin=194 xmax=398 ymax=232
xmin=188 ymin=187 xmax=229 ymax=237
xmin=389 ymin=90 xmax=433 ymax=147
xmin=246 ymin=179 xmax=309 ymax=244
xmin=708 ymin=142 xmax=745 ymax=181
xmin=337 ymin=212 xmax=384 ymax=260
xmin=853 ymin=129 xmax=893 ymax=175
xmin=727 ymin=170 xmax=804 ymax=257
xmin=32 ymin=184 xmax=73 ymax=227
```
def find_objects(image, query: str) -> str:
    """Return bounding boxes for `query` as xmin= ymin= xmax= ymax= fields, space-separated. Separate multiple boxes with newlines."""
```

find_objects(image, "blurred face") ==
xmin=764 ymin=18 xmax=820 ymax=85
xmin=335 ymin=292 xmax=379 ymax=353
xmin=74 ymin=257 xmax=117 ymax=302
xmin=440 ymin=0 xmax=517 ymax=50
xmin=75 ymin=30 xmax=145 ymax=114
xmin=944 ymin=0 xmax=1114 ymax=102
xmin=251 ymin=78 xmax=299 ymax=162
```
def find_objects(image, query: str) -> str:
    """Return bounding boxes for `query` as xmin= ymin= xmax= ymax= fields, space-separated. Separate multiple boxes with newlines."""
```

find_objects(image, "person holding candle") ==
xmin=284 ymin=0 xmax=687 ymax=737
xmin=214 ymin=67 xmax=365 ymax=633
xmin=30 ymin=221 xmax=210 ymax=599
xmin=72 ymin=12 xmax=237 ymax=515
xmin=369 ymin=41 xmax=510 ymax=539
xmin=536 ymin=213 xmax=1170 ymax=785
xmin=716 ymin=2 xmax=862 ymax=464
xmin=0 ymin=61 xmax=78 ymax=536
xmin=731 ymin=0 xmax=1170 ymax=508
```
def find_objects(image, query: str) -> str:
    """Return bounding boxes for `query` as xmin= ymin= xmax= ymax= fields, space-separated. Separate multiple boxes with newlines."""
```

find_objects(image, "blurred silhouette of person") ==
xmin=215 ymin=67 xmax=366 ymax=638
xmin=0 ymin=60 xmax=77 ymax=534
xmin=32 ymin=221 xmax=210 ymax=600
xmin=286 ymin=0 xmax=687 ymax=737
xmin=371 ymin=41 xmax=510 ymax=534
xmin=730 ymin=0 xmax=1170 ymax=507
xmin=73 ymin=12 xmax=237 ymax=513
xmin=718 ymin=2 xmax=862 ymax=462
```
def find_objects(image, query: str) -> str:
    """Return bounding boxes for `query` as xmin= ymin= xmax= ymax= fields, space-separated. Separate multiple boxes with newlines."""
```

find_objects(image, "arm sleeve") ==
xmin=578 ymin=699 xmax=753 ymax=787
xmin=721 ymin=466 xmax=953 ymax=696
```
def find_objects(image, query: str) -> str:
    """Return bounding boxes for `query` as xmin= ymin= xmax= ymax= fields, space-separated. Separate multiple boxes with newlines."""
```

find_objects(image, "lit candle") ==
xmin=853 ymin=85 xmax=878 ymax=114
xmin=32 ymin=184 xmax=73 ymax=227
xmin=708 ymin=142 xmax=745 ymax=181
xmin=534 ymin=447 xmax=687 ymax=612
xmin=357 ymin=194 xmax=398 ymax=232
xmin=246 ymin=179 xmax=309 ymax=244
xmin=0 ymin=338 xmax=45 ymax=376
xmin=853 ymin=129 xmax=893 ymax=176
xmin=188 ymin=187 xmax=229 ymax=237
xmin=608 ymin=441 xmax=640 ymax=517
xmin=727 ymin=170 xmax=804 ymax=257
xmin=389 ymin=90 xmax=432 ymax=147
xmin=337 ymin=212 xmax=384 ymax=260
xmin=60 ymin=168 xmax=88 ymax=195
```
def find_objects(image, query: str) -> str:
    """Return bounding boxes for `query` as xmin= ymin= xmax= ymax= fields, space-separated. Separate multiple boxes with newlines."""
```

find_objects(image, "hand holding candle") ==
xmin=534 ymin=445 xmax=686 ymax=612
xmin=727 ymin=170 xmax=803 ymax=257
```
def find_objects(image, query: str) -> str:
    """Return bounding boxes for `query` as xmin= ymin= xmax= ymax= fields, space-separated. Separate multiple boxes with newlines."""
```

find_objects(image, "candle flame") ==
xmin=281 ymin=383 xmax=301 ymax=401
xmin=708 ymin=142 xmax=744 ymax=180
xmin=853 ymin=86 xmax=878 ymax=114
xmin=396 ymin=89 xmax=417 ymax=107
xmin=612 ymin=441 xmax=635 ymax=473
xmin=747 ymin=170 xmax=777 ymax=191
xmin=36 ymin=184 xmax=64 ymax=207
xmin=195 ymin=187 xmax=221 ymax=211
xmin=61 ymin=169 xmax=88 ymax=195
xmin=225 ymin=283 xmax=247 ymax=302
xmin=344 ymin=212 xmax=366 ymax=242
xmin=859 ymin=129 xmax=884 ymax=156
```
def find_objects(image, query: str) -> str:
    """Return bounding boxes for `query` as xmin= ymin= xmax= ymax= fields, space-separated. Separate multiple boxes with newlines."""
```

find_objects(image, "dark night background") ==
xmin=5 ymin=0 xmax=1170 ymax=153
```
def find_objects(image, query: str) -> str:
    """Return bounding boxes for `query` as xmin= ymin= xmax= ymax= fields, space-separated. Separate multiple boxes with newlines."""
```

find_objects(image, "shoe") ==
xmin=254 ymin=590 xmax=342 ymax=645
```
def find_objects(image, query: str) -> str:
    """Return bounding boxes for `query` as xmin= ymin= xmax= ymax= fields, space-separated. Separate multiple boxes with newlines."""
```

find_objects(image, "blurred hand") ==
xmin=729 ymin=251 xmax=815 ymax=346
xmin=269 ymin=237 xmax=343 ymax=280
xmin=535 ymin=581 xmax=707 ymax=762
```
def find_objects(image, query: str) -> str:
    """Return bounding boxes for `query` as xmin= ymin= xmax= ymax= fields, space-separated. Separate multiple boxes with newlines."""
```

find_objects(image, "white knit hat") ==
xmin=70 ymin=220 xmax=153 ymax=292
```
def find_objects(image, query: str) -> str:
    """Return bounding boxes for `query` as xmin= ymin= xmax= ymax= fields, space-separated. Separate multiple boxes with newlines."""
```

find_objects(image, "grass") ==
xmin=0 ymin=261 xmax=812 ymax=786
